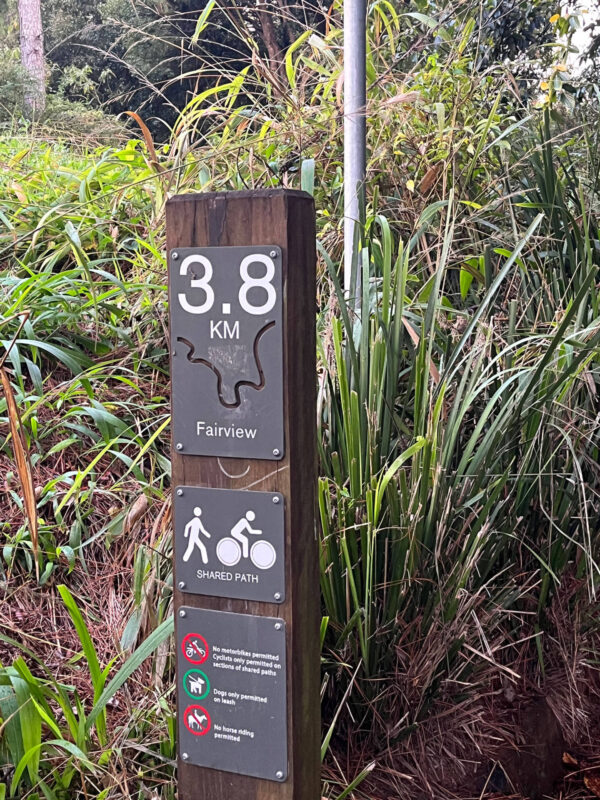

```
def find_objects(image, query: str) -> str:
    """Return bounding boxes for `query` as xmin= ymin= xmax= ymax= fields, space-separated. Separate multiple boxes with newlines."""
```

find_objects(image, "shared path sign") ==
xmin=167 ymin=190 xmax=319 ymax=800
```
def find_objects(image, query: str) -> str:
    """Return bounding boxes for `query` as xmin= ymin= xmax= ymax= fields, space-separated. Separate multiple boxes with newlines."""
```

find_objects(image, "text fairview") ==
xmin=196 ymin=421 xmax=257 ymax=439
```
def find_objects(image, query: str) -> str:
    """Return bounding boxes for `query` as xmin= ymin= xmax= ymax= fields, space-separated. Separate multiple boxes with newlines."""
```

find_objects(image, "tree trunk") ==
xmin=18 ymin=0 xmax=45 ymax=119
xmin=256 ymin=0 xmax=286 ymax=83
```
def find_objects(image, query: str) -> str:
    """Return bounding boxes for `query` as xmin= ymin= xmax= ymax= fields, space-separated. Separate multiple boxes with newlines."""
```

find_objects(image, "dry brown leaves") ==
xmin=587 ymin=775 xmax=600 ymax=797
xmin=563 ymin=753 xmax=600 ymax=798
xmin=0 ymin=312 xmax=39 ymax=578
xmin=124 ymin=111 xmax=164 ymax=172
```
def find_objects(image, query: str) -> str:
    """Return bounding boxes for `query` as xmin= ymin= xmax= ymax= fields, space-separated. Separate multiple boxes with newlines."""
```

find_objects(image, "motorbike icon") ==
xmin=185 ymin=640 xmax=206 ymax=660
xmin=181 ymin=633 xmax=209 ymax=665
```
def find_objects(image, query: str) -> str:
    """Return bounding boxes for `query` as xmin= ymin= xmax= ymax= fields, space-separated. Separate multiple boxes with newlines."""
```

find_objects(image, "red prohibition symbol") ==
xmin=184 ymin=705 xmax=212 ymax=736
xmin=181 ymin=633 xmax=209 ymax=665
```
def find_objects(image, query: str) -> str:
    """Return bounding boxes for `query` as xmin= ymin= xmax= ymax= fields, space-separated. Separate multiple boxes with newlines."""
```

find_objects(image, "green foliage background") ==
xmin=0 ymin=0 xmax=561 ymax=130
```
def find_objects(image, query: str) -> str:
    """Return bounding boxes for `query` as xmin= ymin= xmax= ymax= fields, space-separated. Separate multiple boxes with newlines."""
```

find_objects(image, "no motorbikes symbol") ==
xmin=181 ymin=633 xmax=209 ymax=665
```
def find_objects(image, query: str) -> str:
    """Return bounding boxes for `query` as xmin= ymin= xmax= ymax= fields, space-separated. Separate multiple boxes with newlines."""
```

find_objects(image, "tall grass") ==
xmin=0 ymin=589 xmax=174 ymax=798
xmin=0 ymin=138 xmax=177 ymax=797
xmin=317 ymin=119 xmax=600 ymax=737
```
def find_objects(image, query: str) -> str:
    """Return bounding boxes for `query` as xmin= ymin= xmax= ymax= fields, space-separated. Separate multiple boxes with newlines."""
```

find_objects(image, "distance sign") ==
xmin=169 ymin=246 xmax=284 ymax=460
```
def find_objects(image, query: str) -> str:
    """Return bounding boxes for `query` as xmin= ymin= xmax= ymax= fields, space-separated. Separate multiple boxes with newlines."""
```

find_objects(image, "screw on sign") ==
xmin=184 ymin=705 xmax=212 ymax=736
xmin=181 ymin=633 xmax=209 ymax=665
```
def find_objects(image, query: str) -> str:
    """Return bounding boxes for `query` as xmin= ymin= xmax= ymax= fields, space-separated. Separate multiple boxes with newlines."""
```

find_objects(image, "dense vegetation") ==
xmin=0 ymin=0 xmax=568 ymax=130
xmin=0 ymin=2 xmax=599 ymax=799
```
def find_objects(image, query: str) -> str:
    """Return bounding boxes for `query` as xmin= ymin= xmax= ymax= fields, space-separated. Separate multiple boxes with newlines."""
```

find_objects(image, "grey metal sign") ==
xmin=169 ymin=246 xmax=284 ymax=460
xmin=175 ymin=486 xmax=285 ymax=604
xmin=177 ymin=607 xmax=288 ymax=781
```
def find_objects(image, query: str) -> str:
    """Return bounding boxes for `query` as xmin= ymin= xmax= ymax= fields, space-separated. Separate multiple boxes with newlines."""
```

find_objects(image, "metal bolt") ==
xmin=276 ymin=771 xmax=284 ymax=780
xmin=272 ymin=495 xmax=280 ymax=504
xmin=172 ymin=251 xmax=179 ymax=260
xmin=274 ymin=622 xmax=282 ymax=630
xmin=179 ymin=609 xmax=187 ymax=618
xmin=176 ymin=443 xmax=183 ymax=451
xmin=274 ymin=592 xmax=282 ymax=601
xmin=177 ymin=488 xmax=183 ymax=496
xmin=182 ymin=752 xmax=189 ymax=761
xmin=178 ymin=581 xmax=186 ymax=590
xmin=272 ymin=448 xmax=280 ymax=457
xmin=270 ymin=250 xmax=277 ymax=258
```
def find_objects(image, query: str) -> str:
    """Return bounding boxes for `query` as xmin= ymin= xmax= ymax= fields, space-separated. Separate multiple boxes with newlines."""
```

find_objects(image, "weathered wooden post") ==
xmin=167 ymin=190 xmax=319 ymax=800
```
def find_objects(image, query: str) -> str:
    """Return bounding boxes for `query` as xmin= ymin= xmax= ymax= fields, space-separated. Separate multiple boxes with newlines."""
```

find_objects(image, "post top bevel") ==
xmin=166 ymin=188 xmax=313 ymax=206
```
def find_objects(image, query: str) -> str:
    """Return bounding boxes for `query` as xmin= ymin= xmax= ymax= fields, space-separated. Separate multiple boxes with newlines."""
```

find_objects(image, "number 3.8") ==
xmin=177 ymin=253 xmax=277 ymax=316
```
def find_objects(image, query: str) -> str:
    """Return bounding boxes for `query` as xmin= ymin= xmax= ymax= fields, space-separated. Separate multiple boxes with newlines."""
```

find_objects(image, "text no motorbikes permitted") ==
xmin=182 ymin=633 xmax=209 ymax=665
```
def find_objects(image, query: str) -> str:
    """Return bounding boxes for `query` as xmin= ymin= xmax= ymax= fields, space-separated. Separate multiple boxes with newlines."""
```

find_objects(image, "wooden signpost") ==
xmin=167 ymin=190 xmax=319 ymax=800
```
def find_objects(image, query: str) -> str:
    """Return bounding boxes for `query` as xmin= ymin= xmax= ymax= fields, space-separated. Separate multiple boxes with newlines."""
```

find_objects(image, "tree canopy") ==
xmin=0 ymin=0 xmax=561 ymax=132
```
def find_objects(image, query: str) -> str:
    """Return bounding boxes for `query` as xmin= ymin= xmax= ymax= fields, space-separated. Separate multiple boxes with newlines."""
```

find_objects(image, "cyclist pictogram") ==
xmin=215 ymin=510 xmax=277 ymax=570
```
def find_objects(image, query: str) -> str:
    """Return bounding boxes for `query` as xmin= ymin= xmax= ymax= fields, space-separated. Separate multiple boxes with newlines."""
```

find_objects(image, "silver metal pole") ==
xmin=343 ymin=0 xmax=367 ymax=306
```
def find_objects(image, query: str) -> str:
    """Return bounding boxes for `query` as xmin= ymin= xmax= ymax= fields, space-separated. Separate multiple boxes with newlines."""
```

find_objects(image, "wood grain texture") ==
xmin=167 ymin=190 xmax=319 ymax=800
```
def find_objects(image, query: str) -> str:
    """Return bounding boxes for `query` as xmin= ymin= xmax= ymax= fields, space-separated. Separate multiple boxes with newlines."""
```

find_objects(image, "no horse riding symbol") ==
xmin=184 ymin=705 xmax=212 ymax=736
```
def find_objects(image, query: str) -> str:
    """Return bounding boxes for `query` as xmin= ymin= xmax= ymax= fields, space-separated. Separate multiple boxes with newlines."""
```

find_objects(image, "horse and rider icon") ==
xmin=182 ymin=507 xmax=277 ymax=570
xmin=184 ymin=705 xmax=211 ymax=737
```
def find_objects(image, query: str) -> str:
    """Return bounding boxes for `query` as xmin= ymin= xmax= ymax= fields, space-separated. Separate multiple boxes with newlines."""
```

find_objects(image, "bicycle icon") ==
xmin=215 ymin=510 xmax=277 ymax=570
xmin=186 ymin=641 xmax=205 ymax=659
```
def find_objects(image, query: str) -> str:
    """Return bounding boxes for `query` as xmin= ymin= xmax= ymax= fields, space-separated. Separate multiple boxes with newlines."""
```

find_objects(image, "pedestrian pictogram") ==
xmin=184 ymin=705 xmax=212 ymax=736
xmin=183 ymin=669 xmax=210 ymax=700
xmin=182 ymin=633 xmax=209 ymax=665
xmin=215 ymin=510 xmax=277 ymax=570
xmin=183 ymin=507 xmax=212 ymax=564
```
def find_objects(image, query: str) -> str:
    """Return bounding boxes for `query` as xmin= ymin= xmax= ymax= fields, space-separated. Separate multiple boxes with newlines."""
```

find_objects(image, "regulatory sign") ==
xmin=177 ymin=607 xmax=288 ymax=781
xmin=183 ymin=668 xmax=211 ymax=700
xmin=170 ymin=246 xmax=284 ymax=460
xmin=175 ymin=486 xmax=285 ymax=603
